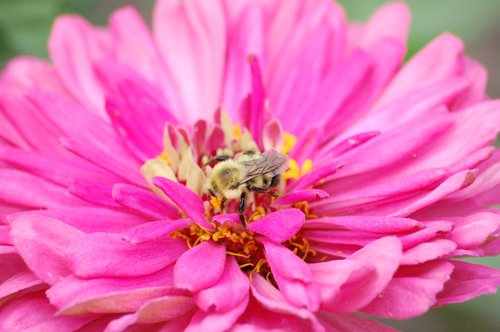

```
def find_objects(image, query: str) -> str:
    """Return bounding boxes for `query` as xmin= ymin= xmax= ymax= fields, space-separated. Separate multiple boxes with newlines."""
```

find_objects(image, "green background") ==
xmin=1 ymin=1 xmax=499 ymax=331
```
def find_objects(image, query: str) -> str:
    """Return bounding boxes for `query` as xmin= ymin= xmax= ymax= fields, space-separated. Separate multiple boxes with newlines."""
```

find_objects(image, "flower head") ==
xmin=1 ymin=0 xmax=500 ymax=331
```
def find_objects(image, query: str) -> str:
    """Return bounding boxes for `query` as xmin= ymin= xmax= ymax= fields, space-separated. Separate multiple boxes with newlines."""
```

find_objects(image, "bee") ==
xmin=205 ymin=150 xmax=289 ymax=220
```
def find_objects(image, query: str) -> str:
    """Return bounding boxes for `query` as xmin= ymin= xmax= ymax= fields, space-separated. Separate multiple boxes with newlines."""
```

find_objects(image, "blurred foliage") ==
xmin=0 ymin=1 xmax=499 ymax=331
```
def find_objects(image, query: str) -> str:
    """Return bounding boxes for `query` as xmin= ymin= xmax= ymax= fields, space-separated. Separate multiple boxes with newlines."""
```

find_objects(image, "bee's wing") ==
xmin=239 ymin=150 xmax=288 ymax=184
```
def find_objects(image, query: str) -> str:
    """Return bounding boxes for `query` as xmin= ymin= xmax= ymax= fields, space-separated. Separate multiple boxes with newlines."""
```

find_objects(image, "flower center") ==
xmin=141 ymin=113 xmax=318 ymax=280
xmin=171 ymin=223 xmax=316 ymax=282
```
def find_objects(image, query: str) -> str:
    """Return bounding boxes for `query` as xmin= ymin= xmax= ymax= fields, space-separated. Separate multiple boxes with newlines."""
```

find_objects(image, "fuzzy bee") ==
xmin=205 ymin=150 xmax=289 ymax=218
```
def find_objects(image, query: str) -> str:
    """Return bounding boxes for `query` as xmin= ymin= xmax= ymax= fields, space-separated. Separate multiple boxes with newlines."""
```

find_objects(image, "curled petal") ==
xmin=260 ymin=238 xmax=320 ymax=311
xmin=153 ymin=177 xmax=212 ymax=229
xmin=362 ymin=261 xmax=455 ymax=319
xmin=435 ymin=261 xmax=500 ymax=306
xmin=10 ymin=214 xmax=85 ymax=285
xmin=248 ymin=209 xmax=305 ymax=243
xmin=317 ymin=237 xmax=402 ymax=312
xmin=195 ymin=256 xmax=249 ymax=312
xmin=174 ymin=241 xmax=226 ymax=292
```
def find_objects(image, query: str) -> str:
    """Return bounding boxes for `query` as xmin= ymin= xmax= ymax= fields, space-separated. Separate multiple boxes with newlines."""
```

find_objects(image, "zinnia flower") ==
xmin=1 ymin=0 xmax=500 ymax=331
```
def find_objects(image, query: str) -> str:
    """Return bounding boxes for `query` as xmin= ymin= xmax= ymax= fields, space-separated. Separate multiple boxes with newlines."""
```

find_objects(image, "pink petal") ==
xmin=104 ymin=295 xmax=194 ymax=332
xmin=263 ymin=120 xmax=284 ymax=151
xmin=1 ymin=56 xmax=69 ymax=96
xmin=153 ymin=0 xmax=226 ymax=122
xmin=314 ymin=168 xmax=448 ymax=215
xmin=319 ymin=131 xmax=380 ymax=161
xmin=362 ymin=261 xmax=454 ymax=319
xmin=305 ymin=216 xmax=422 ymax=234
xmin=446 ymin=212 xmax=500 ymax=249
xmin=390 ymin=170 xmax=477 ymax=217
xmin=450 ymin=58 xmax=487 ymax=110
xmin=48 ymin=15 xmax=110 ymax=116
xmin=240 ymin=56 xmax=268 ymax=149
xmin=334 ymin=112 xmax=452 ymax=179
xmin=0 ymin=269 xmax=42 ymax=301
xmin=20 ymin=207 xmax=146 ymax=234
xmin=112 ymin=183 xmax=179 ymax=220
xmin=66 ymin=232 xmax=186 ymax=278
xmin=123 ymin=219 xmax=190 ymax=244
xmin=0 ymin=254 xmax=42 ymax=300
xmin=9 ymin=214 xmax=85 ymax=285
xmin=0 ymin=95 xmax=67 ymax=156
xmin=398 ymin=220 xmax=453 ymax=250
xmin=153 ymin=177 xmax=212 ymax=229
xmin=318 ymin=38 xmax=404 ymax=141
xmin=1 ymin=147 xmax=115 ymax=187
xmin=47 ymin=266 xmax=177 ymax=315
xmin=435 ymin=261 xmax=500 ymax=306
xmin=109 ymin=6 xmax=183 ymax=115
xmin=375 ymin=33 xmax=464 ymax=108
xmin=105 ymin=79 xmax=176 ymax=160
xmin=358 ymin=2 xmax=411 ymax=49
xmin=195 ymin=256 xmax=249 ymax=312
xmin=260 ymin=238 xmax=320 ymax=310
xmin=186 ymin=294 xmax=249 ymax=332
xmin=212 ymin=213 xmax=242 ymax=226
xmin=0 ymin=169 xmax=85 ymax=209
xmin=62 ymin=137 xmax=144 ymax=186
xmin=174 ymin=241 xmax=226 ymax=292
xmin=0 ymin=226 xmax=12 ymax=245
xmin=274 ymin=190 xmax=329 ymax=206
xmin=247 ymin=209 xmax=305 ymax=243
xmin=319 ymin=237 xmax=402 ymax=312
xmin=250 ymin=274 xmax=316 ymax=321
xmin=191 ymin=120 xmax=207 ymax=158
xmin=27 ymin=89 xmax=141 ymax=172
xmin=401 ymin=239 xmax=457 ymax=265
xmin=317 ymin=312 xmax=398 ymax=332
xmin=222 ymin=1 xmax=263 ymax=117
xmin=0 ymin=292 xmax=94 ymax=332
xmin=232 ymin=295 xmax=320 ymax=332
xmin=69 ymin=178 xmax=119 ymax=208
xmin=309 ymin=259 xmax=374 ymax=310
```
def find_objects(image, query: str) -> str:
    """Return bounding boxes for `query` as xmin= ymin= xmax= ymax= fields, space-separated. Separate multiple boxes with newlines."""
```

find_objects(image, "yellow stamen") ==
xmin=210 ymin=196 xmax=223 ymax=211
xmin=284 ymin=159 xmax=300 ymax=180
xmin=301 ymin=159 xmax=313 ymax=174
xmin=239 ymin=263 xmax=255 ymax=269
xmin=233 ymin=125 xmax=243 ymax=139
xmin=248 ymin=206 xmax=266 ymax=222
xmin=227 ymin=251 xmax=251 ymax=259
xmin=284 ymin=158 xmax=314 ymax=181
xmin=159 ymin=151 xmax=171 ymax=164
xmin=281 ymin=132 xmax=297 ymax=154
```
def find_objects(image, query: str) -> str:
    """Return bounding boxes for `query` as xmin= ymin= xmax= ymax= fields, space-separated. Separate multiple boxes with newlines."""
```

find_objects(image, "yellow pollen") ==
xmin=233 ymin=125 xmax=243 ymax=139
xmin=210 ymin=196 xmax=223 ymax=210
xmin=281 ymin=132 xmax=297 ymax=154
xmin=284 ymin=158 xmax=313 ymax=181
xmin=293 ymin=201 xmax=318 ymax=219
xmin=301 ymin=159 xmax=313 ymax=174
xmin=159 ymin=151 xmax=171 ymax=164
xmin=248 ymin=206 xmax=266 ymax=222
xmin=284 ymin=159 xmax=300 ymax=180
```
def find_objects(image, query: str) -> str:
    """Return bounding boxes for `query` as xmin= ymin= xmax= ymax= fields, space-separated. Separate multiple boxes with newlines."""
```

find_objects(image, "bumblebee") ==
xmin=205 ymin=150 xmax=288 ymax=219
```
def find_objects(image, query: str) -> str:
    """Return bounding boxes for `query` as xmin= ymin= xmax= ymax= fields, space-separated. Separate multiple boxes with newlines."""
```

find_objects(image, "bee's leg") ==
xmin=220 ymin=197 xmax=226 ymax=211
xmin=249 ymin=186 xmax=279 ymax=198
xmin=238 ymin=192 xmax=246 ymax=225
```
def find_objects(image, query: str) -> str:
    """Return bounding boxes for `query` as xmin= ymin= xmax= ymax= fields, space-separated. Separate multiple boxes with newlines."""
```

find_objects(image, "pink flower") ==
xmin=1 ymin=0 xmax=500 ymax=331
